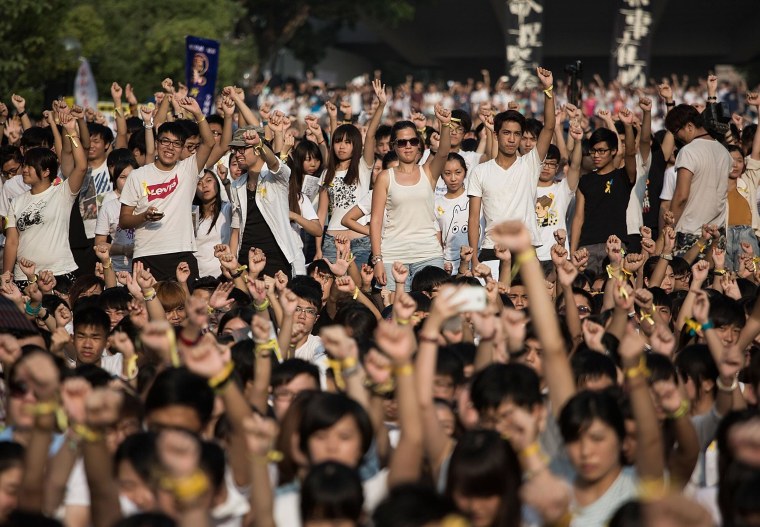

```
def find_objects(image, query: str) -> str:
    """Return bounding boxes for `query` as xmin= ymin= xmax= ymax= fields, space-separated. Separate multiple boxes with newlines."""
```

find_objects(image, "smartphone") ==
xmin=451 ymin=286 xmax=487 ymax=313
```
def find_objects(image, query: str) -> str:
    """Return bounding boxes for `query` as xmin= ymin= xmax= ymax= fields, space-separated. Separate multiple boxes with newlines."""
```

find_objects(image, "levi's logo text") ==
xmin=145 ymin=175 xmax=178 ymax=201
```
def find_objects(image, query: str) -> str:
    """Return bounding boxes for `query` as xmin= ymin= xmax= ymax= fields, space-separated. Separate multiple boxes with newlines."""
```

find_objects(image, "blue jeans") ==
xmin=383 ymin=257 xmax=445 ymax=292
xmin=321 ymin=234 xmax=371 ymax=269
xmin=726 ymin=225 xmax=759 ymax=272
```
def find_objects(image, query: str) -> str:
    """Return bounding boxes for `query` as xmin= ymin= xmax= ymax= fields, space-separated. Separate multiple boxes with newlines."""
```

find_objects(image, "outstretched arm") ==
xmin=363 ymin=79 xmax=387 ymax=167
xmin=535 ymin=67 xmax=556 ymax=160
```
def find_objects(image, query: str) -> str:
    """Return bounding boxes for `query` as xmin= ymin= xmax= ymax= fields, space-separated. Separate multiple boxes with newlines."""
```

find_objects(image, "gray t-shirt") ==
xmin=674 ymin=137 xmax=731 ymax=235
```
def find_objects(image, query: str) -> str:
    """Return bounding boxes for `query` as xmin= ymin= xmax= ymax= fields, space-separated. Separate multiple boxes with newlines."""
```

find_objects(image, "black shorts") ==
xmin=133 ymin=252 xmax=199 ymax=282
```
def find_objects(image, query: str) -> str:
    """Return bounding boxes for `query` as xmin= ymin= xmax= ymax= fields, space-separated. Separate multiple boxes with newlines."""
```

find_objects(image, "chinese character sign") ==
xmin=74 ymin=58 xmax=98 ymax=110
xmin=610 ymin=0 xmax=653 ymax=88
xmin=506 ymin=0 xmax=544 ymax=91
xmin=185 ymin=36 xmax=220 ymax=116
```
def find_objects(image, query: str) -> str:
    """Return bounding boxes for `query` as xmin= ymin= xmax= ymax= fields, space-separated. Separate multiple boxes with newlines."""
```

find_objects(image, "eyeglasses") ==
xmin=395 ymin=137 xmax=421 ymax=148
xmin=542 ymin=161 xmax=559 ymax=169
xmin=1 ymin=164 xmax=21 ymax=178
xmin=230 ymin=145 xmax=254 ymax=153
xmin=158 ymin=138 xmax=183 ymax=149
xmin=185 ymin=142 xmax=200 ymax=152
xmin=294 ymin=306 xmax=318 ymax=317
xmin=589 ymin=148 xmax=611 ymax=156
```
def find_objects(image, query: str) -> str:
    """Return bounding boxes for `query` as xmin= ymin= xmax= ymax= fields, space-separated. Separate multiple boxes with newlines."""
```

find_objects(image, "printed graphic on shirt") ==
xmin=444 ymin=202 xmax=469 ymax=241
xmin=535 ymin=193 xmax=559 ymax=227
xmin=145 ymin=175 xmax=179 ymax=202
xmin=328 ymin=179 xmax=356 ymax=210
xmin=16 ymin=199 xmax=47 ymax=231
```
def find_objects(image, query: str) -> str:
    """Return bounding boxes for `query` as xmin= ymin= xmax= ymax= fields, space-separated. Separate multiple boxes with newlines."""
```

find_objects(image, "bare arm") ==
xmin=570 ymin=189 xmax=585 ymax=253
xmin=111 ymin=83 xmax=128 ymax=149
xmin=363 ymin=79 xmax=387 ymax=167
xmin=340 ymin=205 xmax=370 ymax=236
xmin=467 ymin=196 xmax=482 ymax=268
xmin=670 ymin=169 xmax=693 ymax=226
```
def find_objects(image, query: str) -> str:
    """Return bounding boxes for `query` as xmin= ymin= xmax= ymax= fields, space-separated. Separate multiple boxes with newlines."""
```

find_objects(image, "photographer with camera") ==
xmin=664 ymin=74 xmax=733 ymax=255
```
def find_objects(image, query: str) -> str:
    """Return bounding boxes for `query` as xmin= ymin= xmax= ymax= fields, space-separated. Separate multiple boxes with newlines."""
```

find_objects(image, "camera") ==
xmin=565 ymin=60 xmax=583 ymax=107
xmin=702 ymin=101 xmax=731 ymax=137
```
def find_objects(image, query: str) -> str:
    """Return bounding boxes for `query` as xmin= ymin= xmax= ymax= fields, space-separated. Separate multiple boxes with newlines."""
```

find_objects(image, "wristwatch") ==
xmin=371 ymin=255 xmax=383 ymax=266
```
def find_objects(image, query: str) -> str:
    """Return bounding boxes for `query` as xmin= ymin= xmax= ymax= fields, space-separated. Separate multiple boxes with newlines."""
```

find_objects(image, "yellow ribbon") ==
xmin=511 ymin=249 xmax=536 ymax=279
xmin=142 ymin=181 xmax=149 ymax=197
xmin=639 ymin=308 xmax=655 ymax=326
xmin=167 ymin=328 xmax=180 ymax=368
xmin=684 ymin=318 xmax=702 ymax=336
xmin=618 ymin=285 xmax=629 ymax=299
xmin=255 ymin=339 xmax=282 ymax=362
xmin=326 ymin=356 xmax=358 ymax=391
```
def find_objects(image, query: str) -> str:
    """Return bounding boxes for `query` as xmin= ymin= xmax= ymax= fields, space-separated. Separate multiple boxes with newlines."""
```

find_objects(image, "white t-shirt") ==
xmin=64 ymin=352 xmax=123 ymax=377
xmin=6 ymin=180 xmax=78 ymax=280
xmin=435 ymin=192 xmax=471 ymax=262
xmin=290 ymin=196 xmax=319 ymax=276
xmin=660 ymin=165 xmax=677 ymax=201
xmin=430 ymin=149 xmax=482 ymax=197
xmin=0 ymin=174 xmax=31 ymax=248
xmin=625 ymin=152 xmax=653 ymax=234
xmin=120 ymin=155 xmax=201 ymax=258
xmin=194 ymin=202 xmax=233 ymax=278
xmin=569 ymin=466 xmax=639 ymax=527
xmin=94 ymin=191 xmax=134 ymax=273
xmin=323 ymin=159 xmax=372 ymax=231
xmin=673 ymin=138 xmax=731 ymax=235
xmin=468 ymin=148 xmax=542 ymax=250
xmin=79 ymin=160 xmax=112 ymax=239
xmin=535 ymin=179 xmax=574 ymax=261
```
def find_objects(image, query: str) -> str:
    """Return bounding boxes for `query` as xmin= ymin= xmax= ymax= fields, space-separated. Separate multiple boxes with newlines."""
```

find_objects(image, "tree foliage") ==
xmin=1 ymin=0 xmax=417 ymax=109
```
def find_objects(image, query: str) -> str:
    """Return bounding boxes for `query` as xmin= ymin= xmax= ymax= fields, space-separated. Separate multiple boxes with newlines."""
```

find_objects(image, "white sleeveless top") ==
xmin=381 ymin=167 xmax=442 ymax=263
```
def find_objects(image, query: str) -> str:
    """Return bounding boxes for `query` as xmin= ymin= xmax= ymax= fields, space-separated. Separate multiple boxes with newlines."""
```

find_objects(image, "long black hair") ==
xmin=107 ymin=148 xmax=139 ymax=188
xmin=192 ymin=169 xmax=223 ymax=235
xmin=323 ymin=124 xmax=363 ymax=188
xmin=288 ymin=140 xmax=323 ymax=214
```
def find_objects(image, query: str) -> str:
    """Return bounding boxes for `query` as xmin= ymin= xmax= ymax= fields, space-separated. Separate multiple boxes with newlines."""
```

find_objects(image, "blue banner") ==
xmin=185 ymin=35 xmax=219 ymax=115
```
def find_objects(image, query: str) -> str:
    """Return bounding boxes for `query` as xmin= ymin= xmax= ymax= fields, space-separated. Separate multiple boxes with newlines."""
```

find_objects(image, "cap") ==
xmin=229 ymin=125 xmax=265 ymax=147
xmin=0 ymin=296 xmax=38 ymax=334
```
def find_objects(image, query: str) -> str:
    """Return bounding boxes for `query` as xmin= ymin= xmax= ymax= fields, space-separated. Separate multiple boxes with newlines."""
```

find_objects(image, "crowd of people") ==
xmin=0 ymin=63 xmax=758 ymax=527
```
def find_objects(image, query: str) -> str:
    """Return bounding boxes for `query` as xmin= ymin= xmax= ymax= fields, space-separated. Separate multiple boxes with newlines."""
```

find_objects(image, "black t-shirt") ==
xmin=642 ymin=144 xmax=666 ymax=239
xmin=577 ymin=168 xmax=634 ymax=246
xmin=239 ymin=187 xmax=289 ymax=277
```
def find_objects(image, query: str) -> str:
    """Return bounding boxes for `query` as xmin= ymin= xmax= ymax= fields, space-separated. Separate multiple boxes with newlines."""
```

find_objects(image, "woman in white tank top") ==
xmin=370 ymin=104 xmax=453 ymax=291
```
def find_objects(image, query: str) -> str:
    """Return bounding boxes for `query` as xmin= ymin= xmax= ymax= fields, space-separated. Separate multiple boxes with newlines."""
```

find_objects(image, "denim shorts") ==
xmin=321 ymin=234 xmax=371 ymax=269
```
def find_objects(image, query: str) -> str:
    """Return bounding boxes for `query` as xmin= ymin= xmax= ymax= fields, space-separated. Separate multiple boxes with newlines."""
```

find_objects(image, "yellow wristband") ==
xmin=352 ymin=287 xmax=360 ymax=300
xmin=668 ymin=399 xmax=690 ymax=419
xmin=393 ymin=363 xmax=414 ymax=377
xmin=72 ymin=424 xmax=104 ymax=442
xmin=208 ymin=361 xmax=235 ymax=390
xmin=254 ymin=298 xmax=270 ymax=312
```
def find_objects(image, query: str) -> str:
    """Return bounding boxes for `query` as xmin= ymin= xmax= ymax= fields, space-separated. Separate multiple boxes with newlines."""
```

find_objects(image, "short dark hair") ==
xmin=73 ymin=306 xmax=110 ymax=335
xmin=156 ymin=122 xmax=188 ymax=143
xmin=0 ymin=441 xmax=24 ymax=474
xmin=87 ymin=122 xmax=114 ymax=145
xmin=436 ymin=346 xmax=465 ymax=386
xmin=145 ymin=367 xmax=215 ymax=428
xmin=20 ymin=127 xmax=52 ymax=150
xmin=588 ymin=128 xmax=619 ymax=152
xmin=206 ymin=114 xmax=224 ymax=127
xmin=524 ymin=117 xmax=544 ymax=138
xmin=470 ymin=363 xmax=542 ymax=411
xmin=98 ymin=287 xmax=131 ymax=313
xmin=0 ymin=145 xmax=22 ymax=168
xmin=665 ymin=104 xmax=704 ymax=135
xmin=128 ymin=130 xmax=146 ymax=156
xmin=177 ymin=119 xmax=199 ymax=139
xmin=614 ymin=120 xmax=638 ymax=140
xmin=106 ymin=148 xmax=139 ymax=187
xmin=450 ymin=109 xmax=472 ymax=133
xmin=558 ymin=388 xmax=625 ymax=443
xmin=290 ymin=281 xmax=322 ymax=310
xmin=571 ymin=349 xmax=617 ymax=387
xmin=493 ymin=110 xmax=526 ymax=134
xmin=299 ymin=392 xmax=373 ymax=462
xmin=271 ymin=359 xmax=320 ymax=390
xmin=410 ymin=266 xmax=449 ymax=294
xmin=301 ymin=462 xmax=363 ymax=524
xmin=23 ymin=147 xmax=58 ymax=183
xmin=374 ymin=124 xmax=392 ymax=142
xmin=373 ymin=484 xmax=458 ymax=527
xmin=545 ymin=144 xmax=561 ymax=162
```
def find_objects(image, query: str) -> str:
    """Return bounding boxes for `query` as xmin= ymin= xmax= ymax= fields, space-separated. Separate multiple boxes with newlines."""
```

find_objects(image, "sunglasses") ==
xmin=395 ymin=137 xmax=421 ymax=148
xmin=8 ymin=379 xmax=30 ymax=398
